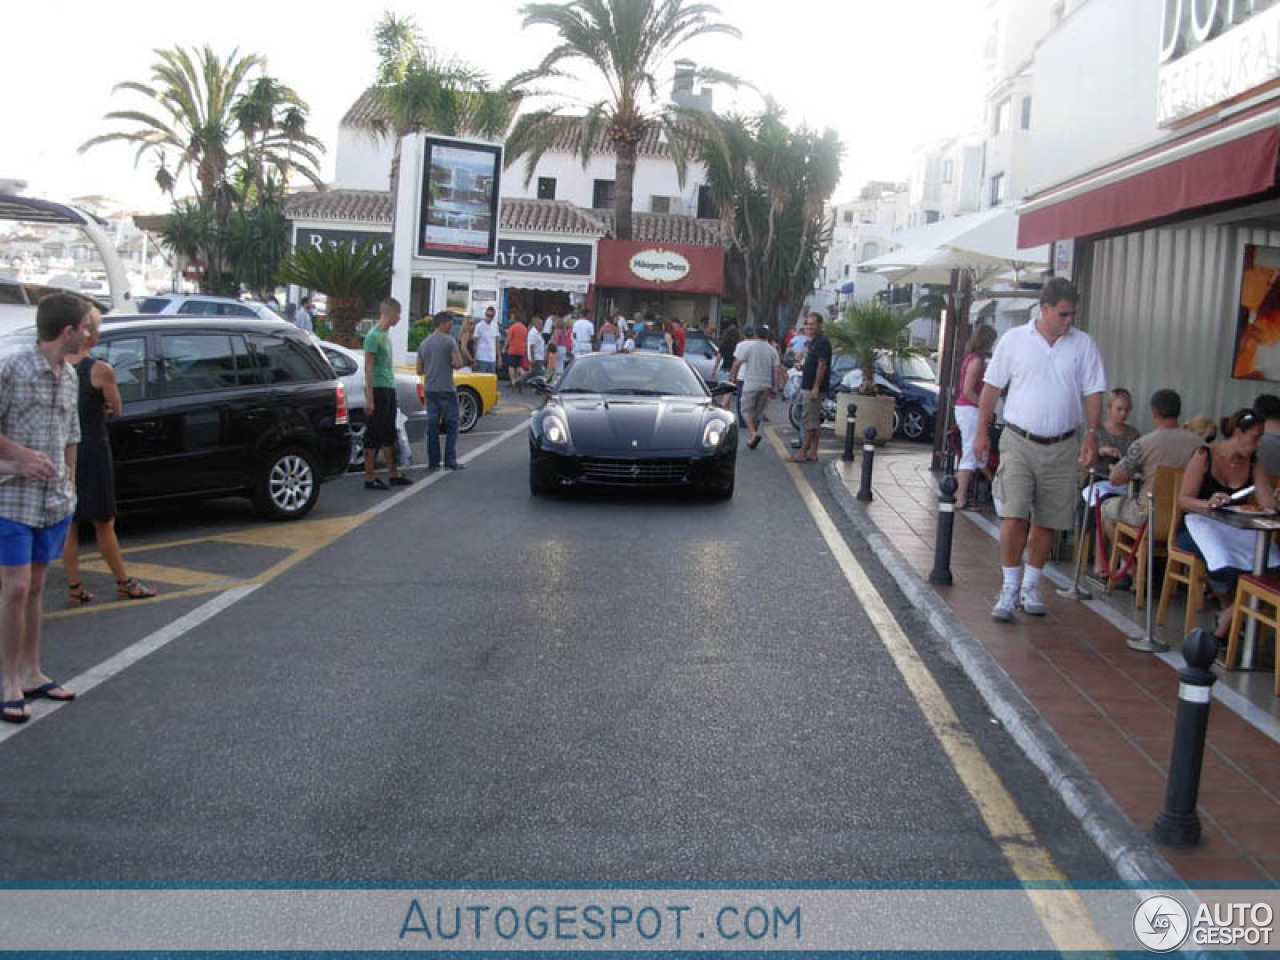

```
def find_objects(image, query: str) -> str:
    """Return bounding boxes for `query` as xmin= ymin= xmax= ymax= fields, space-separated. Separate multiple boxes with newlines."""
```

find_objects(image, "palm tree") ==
xmin=507 ymin=0 xmax=740 ymax=240
xmin=276 ymin=240 xmax=392 ymax=346
xmin=827 ymin=302 xmax=916 ymax=397
xmin=691 ymin=104 xmax=842 ymax=327
xmin=81 ymin=45 xmax=325 ymax=291
xmin=367 ymin=12 xmax=518 ymax=242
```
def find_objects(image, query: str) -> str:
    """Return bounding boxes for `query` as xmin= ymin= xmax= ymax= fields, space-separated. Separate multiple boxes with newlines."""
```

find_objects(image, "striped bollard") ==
xmin=1152 ymin=628 xmax=1217 ymax=848
xmin=857 ymin=427 xmax=877 ymax=502
xmin=929 ymin=474 xmax=957 ymax=586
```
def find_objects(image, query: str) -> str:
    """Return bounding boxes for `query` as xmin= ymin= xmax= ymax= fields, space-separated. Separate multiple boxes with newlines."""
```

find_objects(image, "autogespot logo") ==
xmin=1134 ymin=895 xmax=1190 ymax=952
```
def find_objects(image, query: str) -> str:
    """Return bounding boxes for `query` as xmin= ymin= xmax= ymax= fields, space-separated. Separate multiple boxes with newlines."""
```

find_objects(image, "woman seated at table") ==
xmin=1085 ymin=388 xmax=1143 ymax=577
xmin=1176 ymin=407 xmax=1276 ymax=640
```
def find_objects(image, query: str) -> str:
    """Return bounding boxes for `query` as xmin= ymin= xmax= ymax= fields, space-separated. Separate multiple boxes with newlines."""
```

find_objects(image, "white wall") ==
xmin=1025 ymin=0 xmax=1165 ymax=196
xmin=334 ymin=127 xmax=393 ymax=192
xmin=503 ymin=151 xmax=706 ymax=213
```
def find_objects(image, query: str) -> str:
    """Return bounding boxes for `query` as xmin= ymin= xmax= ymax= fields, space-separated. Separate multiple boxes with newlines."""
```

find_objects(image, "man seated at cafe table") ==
xmin=1176 ymin=408 xmax=1278 ymax=643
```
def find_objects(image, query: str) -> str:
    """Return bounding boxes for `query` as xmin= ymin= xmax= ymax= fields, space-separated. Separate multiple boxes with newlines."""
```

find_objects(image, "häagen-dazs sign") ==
xmin=628 ymin=248 xmax=691 ymax=284
xmin=1158 ymin=0 xmax=1280 ymax=125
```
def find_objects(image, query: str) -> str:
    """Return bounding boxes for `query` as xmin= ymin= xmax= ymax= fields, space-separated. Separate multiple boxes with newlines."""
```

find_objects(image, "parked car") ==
xmin=71 ymin=315 xmax=349 ymax=519
xmin=632 ymin=329 xmax=723 ymax=385
xmin=134 ymin=293 xmax=282 ymax=322
xmin=840 ymin=352 xmax=939 ymax=441
xmin=316 ymin=340 xmax=416 ymax=470
xmin=413 ymin=367 xmax=501 ymax=434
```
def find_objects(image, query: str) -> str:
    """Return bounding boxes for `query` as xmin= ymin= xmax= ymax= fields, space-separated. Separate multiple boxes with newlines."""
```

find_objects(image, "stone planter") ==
xmin=836 ymin=393 xmax=896 ymax=444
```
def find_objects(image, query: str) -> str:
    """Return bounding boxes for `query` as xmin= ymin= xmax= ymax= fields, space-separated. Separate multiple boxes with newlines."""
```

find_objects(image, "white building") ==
xmin=812 ymin=181 xmax=906 ymax=316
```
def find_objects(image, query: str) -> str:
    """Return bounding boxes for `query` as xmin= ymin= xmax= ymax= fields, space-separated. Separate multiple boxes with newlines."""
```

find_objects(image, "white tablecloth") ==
xmin=1185 ymin=513 xmax=1280 ymax=572
xmin=1082 ymin=480 xmax=1127 ymax=506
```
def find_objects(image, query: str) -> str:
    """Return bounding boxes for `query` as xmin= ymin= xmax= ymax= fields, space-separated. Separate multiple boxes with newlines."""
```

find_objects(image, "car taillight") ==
xmin=417 ymin=381 xmax=425 ymax=406
xmin=335 ymin=381 xmax=348 ymax=425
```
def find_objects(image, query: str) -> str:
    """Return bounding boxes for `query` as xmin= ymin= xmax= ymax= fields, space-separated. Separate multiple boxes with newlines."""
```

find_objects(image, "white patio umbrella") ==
xmin=857 ymin=208 xmax=1049 ymax=286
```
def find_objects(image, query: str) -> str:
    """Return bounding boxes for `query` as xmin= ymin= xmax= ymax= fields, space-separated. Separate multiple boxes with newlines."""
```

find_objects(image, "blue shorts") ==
xmin=0 ymin=515 xmax=74 ymax=567
xmin=475 ymin=360 xmax=496 ymax=374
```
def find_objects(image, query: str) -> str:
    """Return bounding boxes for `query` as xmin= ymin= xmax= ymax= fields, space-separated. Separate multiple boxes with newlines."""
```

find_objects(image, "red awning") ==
xmin=595 ymin=238 xmax=724 ymax=294
xmin=1018 ymin=111 xmax=1280 ymax=248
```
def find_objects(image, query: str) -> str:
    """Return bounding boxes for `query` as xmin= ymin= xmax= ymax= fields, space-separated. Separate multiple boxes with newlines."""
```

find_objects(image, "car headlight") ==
xmin=544 ymin=414 xmax=569 ymax=446
xmin=702 ymin=419 xmax=727 ymax=449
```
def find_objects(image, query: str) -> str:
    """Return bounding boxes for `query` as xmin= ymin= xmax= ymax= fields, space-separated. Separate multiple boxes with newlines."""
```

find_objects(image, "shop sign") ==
xmin=494 ymin=238 xmax=592 ymax=275
xmin=417 ymin=135 xmax=502 ymax=263
xmin=295 ymin=227 xmax=391 ymax=257
xmin=1158 ymin=1 xmax=1280 ymax=125
xmin=628 ymin=248 xmax=692 ymax=284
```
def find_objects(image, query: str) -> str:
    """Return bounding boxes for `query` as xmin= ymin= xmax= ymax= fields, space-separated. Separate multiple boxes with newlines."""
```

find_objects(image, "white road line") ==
xmin=0 ymin=422 xmax=528 ymax=744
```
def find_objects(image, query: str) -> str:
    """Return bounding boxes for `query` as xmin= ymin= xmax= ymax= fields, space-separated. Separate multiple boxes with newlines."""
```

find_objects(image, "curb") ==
xmin=823 ymin=460 xmax=1181 ymax=889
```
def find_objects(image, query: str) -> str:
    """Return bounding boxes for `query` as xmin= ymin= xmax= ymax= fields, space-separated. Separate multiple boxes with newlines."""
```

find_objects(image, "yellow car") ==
xmin=415 ymin=370 xmax=499 ymax=433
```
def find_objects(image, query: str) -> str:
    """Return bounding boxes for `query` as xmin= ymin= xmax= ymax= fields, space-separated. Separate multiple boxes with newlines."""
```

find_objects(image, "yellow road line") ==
xmin=764 ymin=428 xmax=1106 ymax=952
xmin=45 ymin=581 xmax=248 ymax=620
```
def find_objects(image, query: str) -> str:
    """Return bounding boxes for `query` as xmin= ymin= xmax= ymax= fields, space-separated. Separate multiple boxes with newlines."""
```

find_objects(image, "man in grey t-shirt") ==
xmin=416 ymin=311 xmax=464 ymax=471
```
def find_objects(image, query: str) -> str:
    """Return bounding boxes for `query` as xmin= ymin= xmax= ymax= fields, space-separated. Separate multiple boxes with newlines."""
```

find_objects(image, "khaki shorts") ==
xmin=993 ymin=428 xmax=1079 ymax=531
xmin=803 ymin=395 xmax=823 ymax=430
xmin=743 ymin=388 xmax=769 ymax=422
xmin=1101 ymin=494 xmax=1145 ymax=528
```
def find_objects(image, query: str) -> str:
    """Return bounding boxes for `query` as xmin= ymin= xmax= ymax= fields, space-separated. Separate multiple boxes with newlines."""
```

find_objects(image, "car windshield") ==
xmin=634 ymin=331 xmax=666 ymax=351
xmin=557 ymin=354 xmax=707 ymax=397
xmin=136 ymin=297 xmax=169 ymax=314
xmin=898 ymin=355 xmax=936 ymax=381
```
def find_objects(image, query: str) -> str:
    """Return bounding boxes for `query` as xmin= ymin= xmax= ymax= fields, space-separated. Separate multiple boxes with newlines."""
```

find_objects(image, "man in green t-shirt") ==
xmin=362 ymin=298 xmax=412 ymax=491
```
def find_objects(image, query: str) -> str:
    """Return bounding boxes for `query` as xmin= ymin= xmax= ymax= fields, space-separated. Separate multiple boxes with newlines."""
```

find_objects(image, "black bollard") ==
xmin=842 ymin=403 xmax=857 ymax=462
xmin=1152 ymin=628 xmax=1218 ymax=848
xmin=929 ymin=474 xmax=957 ymax=586
xmin=857 ymin=426 xmax=877 ymax=502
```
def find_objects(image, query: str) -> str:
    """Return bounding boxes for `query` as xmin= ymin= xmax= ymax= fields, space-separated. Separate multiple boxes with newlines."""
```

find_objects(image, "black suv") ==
xmin=91 ymin=316 xmax=350 ymax=520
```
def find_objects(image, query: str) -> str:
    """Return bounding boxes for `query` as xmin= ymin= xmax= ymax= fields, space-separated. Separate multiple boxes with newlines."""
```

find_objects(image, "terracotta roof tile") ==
xmin=500 ymin=198 xmax=603 ymax=235
xmin=341 ymin=89 xmax=385 ymax=129
xmin=594 ymin=210 xmax=728 ymax=247
xmin=286 ymin=190 xmax=391 ymax=223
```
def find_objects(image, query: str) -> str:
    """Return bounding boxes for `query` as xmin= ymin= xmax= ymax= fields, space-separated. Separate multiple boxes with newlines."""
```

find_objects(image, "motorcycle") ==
xmin=785 ymin=368 xmax=847 ymax=430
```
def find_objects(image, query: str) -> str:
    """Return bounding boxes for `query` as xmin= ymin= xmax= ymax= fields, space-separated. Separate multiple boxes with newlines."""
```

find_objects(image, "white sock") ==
xmin=1023 ymin=565 xmax=1043 ymax=592
xmin=1002 ymin=566 xmax=1022 ymax=591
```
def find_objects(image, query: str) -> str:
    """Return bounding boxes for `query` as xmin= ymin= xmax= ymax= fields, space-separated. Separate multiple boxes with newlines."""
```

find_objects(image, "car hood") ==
xmin=556 ymin=395 xmax=708 ymax=451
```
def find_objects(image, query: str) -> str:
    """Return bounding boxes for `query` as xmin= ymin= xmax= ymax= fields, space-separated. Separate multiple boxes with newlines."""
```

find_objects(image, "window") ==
xmin=322 ymin=347 xmax=358 ymax=378
xmin=990 ymin=173 xmax=1006 ymax=206
xmin=992 ymin=98 xmax=1010 ymax=135
xmin=942 ymin=160 xmax=954 ymax=184
xmin=160 ymin=334 xmax=239 ymax=394
xmin=925 ymin=210 xmax=941 ymax=224
xmin=592 ymin=179 xmax=616 ymax=209
xmin=537 ymin=177 xmax=557 ymax=200
xmin=176 ymin=300 xmax=216 ymax=315
xmin=861 ymin=242 xmax=880 ymax=261
xmin=844 ymin=264 xmax=851 ymax=277
xmin=1021 ymin=96 xmax=1032 ymax=130
xmin=696 ymin=184 xmax=714 ymax=218
xmin=91 ymin=335 xmax=149 ymax=403
xmin=217 ymin=302 xmax=256 ymax=317
xmin=247 ymin=333 xmax=327 ymax=383
xmin=136 ymin=297 xmax=169 ymax=314
xmin=842 ymin=211 xmax=854 ymax=224
xmin=650 ymin=195 xmax=672 ymax=214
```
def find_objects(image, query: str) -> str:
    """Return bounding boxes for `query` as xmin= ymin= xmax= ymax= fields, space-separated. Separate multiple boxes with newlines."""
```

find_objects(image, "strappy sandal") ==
xmin=116 ymin=578 xmax=157 ymax=600
xmin=68 ymin=582 xmax=94 ymax=604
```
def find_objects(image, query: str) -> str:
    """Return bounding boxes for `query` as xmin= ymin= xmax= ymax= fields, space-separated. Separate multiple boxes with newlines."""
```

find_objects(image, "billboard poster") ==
xmin=417 ymin=136 xmax=501 ymax=262
xmin=1233 ymin=244 xmax=1280 ymax=382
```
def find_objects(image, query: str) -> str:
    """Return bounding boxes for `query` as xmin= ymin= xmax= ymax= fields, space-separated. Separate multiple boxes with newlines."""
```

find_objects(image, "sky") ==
xmin=3 ymin=0 xmax=988 ymax=212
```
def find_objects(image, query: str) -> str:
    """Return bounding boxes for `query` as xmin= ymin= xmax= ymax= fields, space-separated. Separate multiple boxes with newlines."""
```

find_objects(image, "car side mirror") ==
xmin=525 ymin=376 xmax=551 ymax=395
xmin=711 ymin=381 xmax=738 ymax=397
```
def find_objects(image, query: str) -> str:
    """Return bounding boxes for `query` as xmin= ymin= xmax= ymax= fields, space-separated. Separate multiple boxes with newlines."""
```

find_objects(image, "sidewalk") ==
xmin=828 ymin=445 xmax=1280 ymax=886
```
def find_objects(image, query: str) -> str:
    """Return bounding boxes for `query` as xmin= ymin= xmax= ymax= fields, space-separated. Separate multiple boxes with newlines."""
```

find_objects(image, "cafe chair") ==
xmin=1224 ymin=574 xmax=1280 ymax=693
xmin=1106 ymin=466 xmax=1179 ymax=610
xmin=1156 ymin=469 xmax=1209 ymax=635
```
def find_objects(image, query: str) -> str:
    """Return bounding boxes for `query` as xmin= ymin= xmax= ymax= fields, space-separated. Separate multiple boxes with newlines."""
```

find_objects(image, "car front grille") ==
xmin=579 ymin=457 xmax=690 ymax=484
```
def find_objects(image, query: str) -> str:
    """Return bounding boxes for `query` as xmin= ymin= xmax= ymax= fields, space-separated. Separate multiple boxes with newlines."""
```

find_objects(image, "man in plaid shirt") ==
xmin=0 ymin=293 xmax=90 ymax=723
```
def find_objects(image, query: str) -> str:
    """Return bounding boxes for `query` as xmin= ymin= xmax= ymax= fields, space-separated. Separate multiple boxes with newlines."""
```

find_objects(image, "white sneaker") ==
xmin=992 ymin=585 xmax=1018 ymax=622
xmin=1020 ymin=582 xmax=1048 ymax=616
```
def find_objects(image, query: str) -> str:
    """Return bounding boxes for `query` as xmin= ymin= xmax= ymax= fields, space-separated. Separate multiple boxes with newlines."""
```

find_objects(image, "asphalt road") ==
xmin=0 ymin=391 xmax=1116 ymax=888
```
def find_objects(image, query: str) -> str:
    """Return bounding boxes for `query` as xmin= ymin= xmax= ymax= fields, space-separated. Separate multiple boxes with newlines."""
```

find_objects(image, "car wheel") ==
xmin=901 ymin=404 xmax=929 ymax=441
xmin=892 ymin=407 xmax=902 ymax=436
xmin=253 ymin=447 xmax=319 ymax=521
xmin=458 ymin=387 xmax=481 ymax=433
xmin=347 ymin=412 xmax=366 ymax=470
xmin=788 ymin=400 xmax=802 ymax=430
xmin=530 ymin=463 xmax=553 ymax=496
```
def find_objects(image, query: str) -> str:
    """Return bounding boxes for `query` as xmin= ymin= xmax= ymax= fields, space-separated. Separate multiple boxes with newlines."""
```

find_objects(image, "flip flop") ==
xmin=22 ymin=681 xmax=75 ymax=702
xmin=1 ymin=699 xmax=29 ymax=724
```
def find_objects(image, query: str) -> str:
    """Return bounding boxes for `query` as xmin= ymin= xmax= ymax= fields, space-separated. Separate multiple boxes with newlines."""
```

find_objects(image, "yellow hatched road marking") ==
xmin=77 ymin=560 xmax=229 ymax=588
xmin=764 ymin=428 xmax=1106 ymax=952
xmin=211 ymin=515 xmax=365 ymax=550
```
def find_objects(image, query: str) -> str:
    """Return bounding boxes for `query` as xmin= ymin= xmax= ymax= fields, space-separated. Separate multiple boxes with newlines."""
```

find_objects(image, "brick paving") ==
xmin=833 ymin=447 xmax=1280 ymax=884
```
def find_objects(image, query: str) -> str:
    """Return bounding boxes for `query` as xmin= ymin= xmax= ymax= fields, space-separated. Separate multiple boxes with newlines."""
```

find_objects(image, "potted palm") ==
xmin=276 ymin=239 xmax=392 ymax=347
xmin=826 ymin=301 xmax=916 ymax=444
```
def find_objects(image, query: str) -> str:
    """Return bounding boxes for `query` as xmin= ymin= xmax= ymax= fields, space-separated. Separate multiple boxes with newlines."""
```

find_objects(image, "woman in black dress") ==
xmin=62 ymin=308 xmax=155 ymax=603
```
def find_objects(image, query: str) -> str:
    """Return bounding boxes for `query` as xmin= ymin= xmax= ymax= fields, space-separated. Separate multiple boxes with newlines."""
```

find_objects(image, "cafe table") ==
xmin=1199 ymin=506 xmax=1280 ymax=668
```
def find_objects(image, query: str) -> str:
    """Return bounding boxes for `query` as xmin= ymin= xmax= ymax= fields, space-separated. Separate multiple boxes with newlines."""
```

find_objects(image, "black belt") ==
xmin=1006 ymin=423 xmax=1077 ymax=445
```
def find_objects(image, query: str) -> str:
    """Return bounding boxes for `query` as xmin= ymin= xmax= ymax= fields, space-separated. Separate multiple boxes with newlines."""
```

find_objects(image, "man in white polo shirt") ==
xmin=973 ymin=277 xmax=1107 ymax=623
